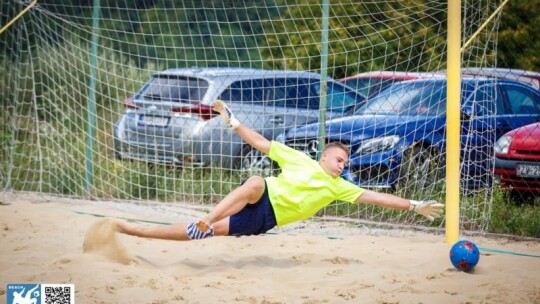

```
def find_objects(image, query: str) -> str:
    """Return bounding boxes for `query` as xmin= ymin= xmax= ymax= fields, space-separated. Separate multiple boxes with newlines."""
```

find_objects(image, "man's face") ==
xmin=320 ymin=147 xmax=349 ymax=178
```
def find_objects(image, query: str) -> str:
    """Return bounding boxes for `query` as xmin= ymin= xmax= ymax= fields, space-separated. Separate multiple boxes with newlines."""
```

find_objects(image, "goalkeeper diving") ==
xmin=114 ymin=100 xmax=444 ymax=240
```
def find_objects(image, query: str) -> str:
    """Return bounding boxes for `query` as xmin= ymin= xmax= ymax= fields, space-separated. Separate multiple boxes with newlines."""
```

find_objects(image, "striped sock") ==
xmin=186 ymin=222 xmax=214 ymax=240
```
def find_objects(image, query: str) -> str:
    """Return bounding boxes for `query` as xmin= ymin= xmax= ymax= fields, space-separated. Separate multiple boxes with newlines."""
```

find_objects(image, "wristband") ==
xmin=230 ymin=117 xmax=240 ymax=129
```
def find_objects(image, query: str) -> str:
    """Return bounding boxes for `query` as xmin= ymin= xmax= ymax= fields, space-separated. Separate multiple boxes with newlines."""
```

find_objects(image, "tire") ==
xmin=113 ymin=142 xmax=123 ymax=160
xmin=397 ymin=145 xmax=442 ymax=196
xmin=237 ymin=145 xmax=279 ymax=177
xmin=114 ymin=151 xmax=122 ymax=160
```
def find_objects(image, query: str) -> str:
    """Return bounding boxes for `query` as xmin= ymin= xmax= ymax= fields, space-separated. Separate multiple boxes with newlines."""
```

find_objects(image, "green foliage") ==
xmin=490 ymin=187 xmax=540 ymax=236
xmin=0 ymin=131 xmax=12 ymax=186
xmin=97 ymin=1 xmax=281 ymax=68
xmin=0 ymin=42 xmax=151 ymax=193
xmin=497 ymin=0 xmax=540 ymax=70
xmin=93 ymin=161 xmax=241 ymax=203
xmin=2 ymin=1 xmax=537 ymax=72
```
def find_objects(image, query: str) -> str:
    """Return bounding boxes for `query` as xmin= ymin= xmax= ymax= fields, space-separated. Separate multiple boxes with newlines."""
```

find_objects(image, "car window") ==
xmin=220 ymin=78 xmax=312 ymax=109
xmin=219 ymin=79 xmax=265 ymax=103
xmin=501 ymin=84 xmax=540 ymax=114
xmin=141 ymin=76 xmax=208 ymax=104
xmin=283 ymin=78 xmax=313 ymax=109
xmin=220 ymin=77 xmax=361 ymax=112
xmin=265 ymin=78 xmax=285 ymax=105
xmin=342 ymin=78 xmax=399 ymax=98
xmin=356 ymin=82 xmax=446 ymax=116
xmin=469 ymin=84 xmax=498 ymax=116
xmin=296 ymin=78 xmax=318 ymax=109
xmin=309 ymin=81 xmax=361 ymax=112
xmin=325 ymin=82 xmax=362 ymax=112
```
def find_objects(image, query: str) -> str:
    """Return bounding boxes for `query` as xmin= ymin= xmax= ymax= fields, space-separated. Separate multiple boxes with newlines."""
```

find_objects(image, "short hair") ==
xmin=323 ymin=141 xmax=350 ymax=155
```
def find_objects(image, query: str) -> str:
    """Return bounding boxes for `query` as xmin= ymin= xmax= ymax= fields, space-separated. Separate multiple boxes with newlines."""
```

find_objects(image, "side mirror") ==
xmin=460 ymin=102 xmax=483 ymax=121
xmin=460 ymin=105 xmax=473 ymax=121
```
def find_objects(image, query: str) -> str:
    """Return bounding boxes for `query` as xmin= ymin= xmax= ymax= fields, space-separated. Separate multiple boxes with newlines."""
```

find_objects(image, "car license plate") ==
xmin=139 ymin=115 xmax=168 ymax=127
xmin=516 ymin=164 xmax=540 ymax=178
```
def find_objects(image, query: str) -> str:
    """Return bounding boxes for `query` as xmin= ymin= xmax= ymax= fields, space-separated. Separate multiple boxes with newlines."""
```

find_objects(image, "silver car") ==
xmin=113 ymin=67 xmax=365 ymax=171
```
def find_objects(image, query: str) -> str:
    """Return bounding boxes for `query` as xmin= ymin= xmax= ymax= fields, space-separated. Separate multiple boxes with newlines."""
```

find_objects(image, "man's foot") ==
xmin=186 ymin=221 xmax=214 ymax=240
xmin=114 ymin=220 xmax=129 ymax=234
xmin=196 ymin=219 xmax=211 ymax=233
xmin=114 ymin=220 xmax=140 ymax=236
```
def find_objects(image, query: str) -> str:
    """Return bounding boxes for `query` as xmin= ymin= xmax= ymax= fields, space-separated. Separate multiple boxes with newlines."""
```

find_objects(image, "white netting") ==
xmin=2 ymin=0 xmax=538 ymax=236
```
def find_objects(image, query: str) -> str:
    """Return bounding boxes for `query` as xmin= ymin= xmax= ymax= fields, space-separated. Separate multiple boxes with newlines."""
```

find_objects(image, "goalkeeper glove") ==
xmin=409 ymin=200 xmax=444 ymax=221
xmin=212 ymin=100 xmax=240 ymax=129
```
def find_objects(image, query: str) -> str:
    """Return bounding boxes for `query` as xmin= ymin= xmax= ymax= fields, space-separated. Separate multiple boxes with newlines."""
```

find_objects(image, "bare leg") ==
xmin=116 ymin=175 xmax=265 ymax=240
xmin=116 ymin=217 xmax=230 ymax=241
xmin=196 ymin=175 xmax=265 ymax=232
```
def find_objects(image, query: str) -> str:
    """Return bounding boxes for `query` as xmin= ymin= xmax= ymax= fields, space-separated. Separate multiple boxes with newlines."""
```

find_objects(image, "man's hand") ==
xmin=409 ymin=200 xmax=444 ymax=221
xmin=212 ymin=100 xmax=240 ymax=129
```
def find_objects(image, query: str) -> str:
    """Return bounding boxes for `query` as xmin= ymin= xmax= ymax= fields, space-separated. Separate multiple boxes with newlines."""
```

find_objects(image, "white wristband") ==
xmin=230 ymin=117 xmax=240 ymax=129
xmin=409 ymin=200 xmax=420 ymax=211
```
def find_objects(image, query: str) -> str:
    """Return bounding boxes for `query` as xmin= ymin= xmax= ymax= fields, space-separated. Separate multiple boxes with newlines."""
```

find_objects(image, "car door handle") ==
xmin=269 ymin=116 xmax=284 ymax=124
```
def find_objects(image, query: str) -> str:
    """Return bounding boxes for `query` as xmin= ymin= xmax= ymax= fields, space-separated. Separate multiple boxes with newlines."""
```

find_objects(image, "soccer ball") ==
xmin=449 ymin=240 xmax=480 ymax=272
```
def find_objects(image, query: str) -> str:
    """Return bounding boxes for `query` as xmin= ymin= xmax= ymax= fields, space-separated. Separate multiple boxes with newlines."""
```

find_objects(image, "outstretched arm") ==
xmin=234 ymin=124 xmax=271 ymax=154
xmin=356 ymin=190 xmax=410 ymax=209
xmin=356 ymin=190 xmax=444 ymax=221
xmin=213 ymin=100 xmax=271 ymax=154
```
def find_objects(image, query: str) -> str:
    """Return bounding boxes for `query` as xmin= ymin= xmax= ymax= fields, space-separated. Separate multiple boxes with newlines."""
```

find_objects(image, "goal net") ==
xmin=1 ymin=0 xmax=524 ymax=234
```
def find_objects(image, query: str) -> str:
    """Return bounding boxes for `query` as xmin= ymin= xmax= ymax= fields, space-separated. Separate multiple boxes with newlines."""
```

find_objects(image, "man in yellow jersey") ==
xmin=115 ymin=100 xmax=444 ymax=240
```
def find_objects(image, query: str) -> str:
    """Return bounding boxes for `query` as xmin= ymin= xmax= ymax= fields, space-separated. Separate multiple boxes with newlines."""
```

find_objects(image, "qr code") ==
xmin=42 ymin=284 xmax=75 ymax=304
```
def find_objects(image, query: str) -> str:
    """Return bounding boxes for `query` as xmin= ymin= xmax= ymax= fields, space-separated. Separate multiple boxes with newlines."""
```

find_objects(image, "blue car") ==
xmin=279 ymin=77 xmax=540 ymax=190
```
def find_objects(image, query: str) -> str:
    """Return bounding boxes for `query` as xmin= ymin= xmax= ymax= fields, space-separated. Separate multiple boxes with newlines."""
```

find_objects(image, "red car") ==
xmin=494 ymin=122 xmax=540 ymax=201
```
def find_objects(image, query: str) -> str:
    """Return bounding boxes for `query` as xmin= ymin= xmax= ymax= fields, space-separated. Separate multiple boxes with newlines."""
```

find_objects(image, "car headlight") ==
xmin=356 ymin=135 xmax=400 ymax=154
xmin=494 ymin=135 xmax=512 ymax=154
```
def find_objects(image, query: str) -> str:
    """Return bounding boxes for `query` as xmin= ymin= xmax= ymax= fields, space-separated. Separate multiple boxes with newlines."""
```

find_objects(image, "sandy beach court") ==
xmin=1 ymin=193 xmax=539 ymax=303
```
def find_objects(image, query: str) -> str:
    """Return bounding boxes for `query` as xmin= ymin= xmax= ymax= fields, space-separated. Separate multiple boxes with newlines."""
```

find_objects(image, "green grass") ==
xmin=489 ymin=188 xmax=540 ymax=237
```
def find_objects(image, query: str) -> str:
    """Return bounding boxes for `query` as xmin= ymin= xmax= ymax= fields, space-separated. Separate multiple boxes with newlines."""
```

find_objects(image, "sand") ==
xmin=0 ymin=193 xmax=539 ymax=304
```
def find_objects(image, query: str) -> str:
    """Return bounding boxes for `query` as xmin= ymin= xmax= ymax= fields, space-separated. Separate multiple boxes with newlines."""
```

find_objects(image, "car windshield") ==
xmin=342 ymin=77 xmax=397 ymax=98
xmin=219 ymin=78 xmax=362 ymax=112
xmin=355 ymin=82 xmax=447 ymax=116
xmin=140 ymin=75 xmax=209 ymax=104
xmin=318 ymin=81 xmax=364 ymax=112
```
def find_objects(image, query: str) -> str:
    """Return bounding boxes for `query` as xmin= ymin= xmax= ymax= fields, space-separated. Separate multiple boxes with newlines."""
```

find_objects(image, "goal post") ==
xmin=446 ymin=0 xmax=461 ymax=245
xmin=0 ymin=0 xmax=36 ymax=35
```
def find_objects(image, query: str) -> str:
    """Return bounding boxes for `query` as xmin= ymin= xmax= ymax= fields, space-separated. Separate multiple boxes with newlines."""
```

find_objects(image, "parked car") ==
xmin=278 ymin=77 xmax=540 ymax=190
xmin=494 ymin=122 xmax=540 ymax=202
xmin=339 ymin=71 xmax=438 ymax=98
xmin=439 ymin=67 xmax=540 ymax=90
xmin=113 ymin=68 xmax=366 ymax=170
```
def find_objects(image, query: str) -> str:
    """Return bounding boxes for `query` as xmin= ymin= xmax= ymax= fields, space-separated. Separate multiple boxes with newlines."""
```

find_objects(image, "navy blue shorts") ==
xmin=228 ymin=181 xmax=277 ymax=236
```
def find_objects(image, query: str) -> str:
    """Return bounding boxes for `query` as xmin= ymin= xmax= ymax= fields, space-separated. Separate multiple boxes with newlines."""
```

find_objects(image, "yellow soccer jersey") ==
xmin=265 ymin=141 xmax=364 ymax=226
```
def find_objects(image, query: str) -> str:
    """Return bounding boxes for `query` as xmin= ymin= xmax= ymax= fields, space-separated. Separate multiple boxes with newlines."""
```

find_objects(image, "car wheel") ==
xmin=238 ymin=145 xmax=279 ymax=177
xmin=113 ymin=141 xmax=123 ymax=160
xmin=397 ymin=145 xmax=442 ymax=196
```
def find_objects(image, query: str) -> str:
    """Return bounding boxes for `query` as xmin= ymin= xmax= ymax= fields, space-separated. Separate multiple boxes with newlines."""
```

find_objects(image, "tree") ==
xmin=497 ymin=0 xmax=539 ymax=70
